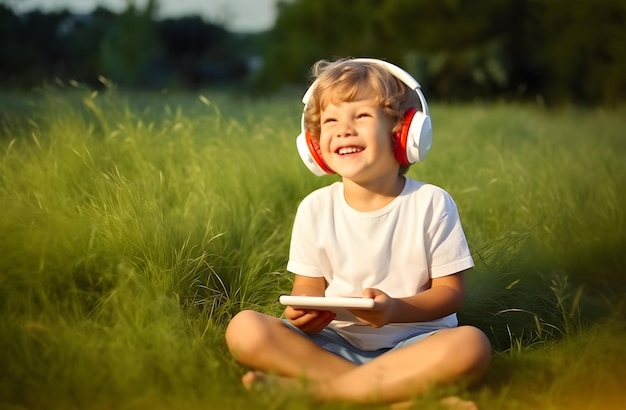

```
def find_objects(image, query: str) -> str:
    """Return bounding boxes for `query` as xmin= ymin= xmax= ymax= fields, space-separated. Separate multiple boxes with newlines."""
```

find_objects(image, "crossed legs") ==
xmin=225 ymin=310 xmax=491 ymax=405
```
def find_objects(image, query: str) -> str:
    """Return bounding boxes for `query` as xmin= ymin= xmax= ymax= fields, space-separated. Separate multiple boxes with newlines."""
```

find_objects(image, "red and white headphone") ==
xmin=295 ymin=58 xmax=433 ymax=176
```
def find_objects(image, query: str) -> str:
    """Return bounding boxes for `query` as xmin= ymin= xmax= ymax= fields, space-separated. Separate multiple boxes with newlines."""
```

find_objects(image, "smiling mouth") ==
xmin=337 ymin=146 xmax=364 ymax=155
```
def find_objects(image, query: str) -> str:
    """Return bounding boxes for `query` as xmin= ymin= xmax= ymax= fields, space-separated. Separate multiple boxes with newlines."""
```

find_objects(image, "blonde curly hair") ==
xmin=303 ymin=58 xmax=420 ymax=142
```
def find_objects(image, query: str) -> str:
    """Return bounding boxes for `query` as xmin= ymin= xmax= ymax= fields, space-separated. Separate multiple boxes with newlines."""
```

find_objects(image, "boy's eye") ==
xmin=322 ymin=117 xmax=336 ymax=124
xmin=357 ymin=112 xmax=372 ymax=118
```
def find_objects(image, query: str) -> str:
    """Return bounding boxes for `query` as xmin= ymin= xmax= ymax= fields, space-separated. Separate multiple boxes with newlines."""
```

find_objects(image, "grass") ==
xmin=0 ymin=84 xmax=625 ymax=409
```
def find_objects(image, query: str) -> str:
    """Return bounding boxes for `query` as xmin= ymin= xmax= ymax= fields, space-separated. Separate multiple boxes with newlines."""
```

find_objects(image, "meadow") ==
xmin=0 ymin=85 xmax=625 ymax=410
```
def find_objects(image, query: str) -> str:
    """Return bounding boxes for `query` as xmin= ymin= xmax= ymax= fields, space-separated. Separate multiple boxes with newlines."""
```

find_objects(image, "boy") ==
xmin=225 ymin=58 xmax=491 ymax=407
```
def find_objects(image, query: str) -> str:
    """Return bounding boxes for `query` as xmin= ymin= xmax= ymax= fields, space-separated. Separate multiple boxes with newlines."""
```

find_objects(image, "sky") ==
xmin=5 ymin=0 xmax=280 ymax=32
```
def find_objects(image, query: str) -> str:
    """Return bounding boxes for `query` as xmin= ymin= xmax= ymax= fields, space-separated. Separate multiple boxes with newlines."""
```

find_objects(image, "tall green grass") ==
xmin=0 ymin=86 xmax=625 ymax=409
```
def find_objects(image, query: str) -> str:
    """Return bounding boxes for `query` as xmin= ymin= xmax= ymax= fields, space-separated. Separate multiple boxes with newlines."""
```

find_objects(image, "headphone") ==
xmin=295 ymin=58 xmax=433 ymax=176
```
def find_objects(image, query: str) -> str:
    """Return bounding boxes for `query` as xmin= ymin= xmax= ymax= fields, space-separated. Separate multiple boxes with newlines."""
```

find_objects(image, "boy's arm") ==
xmin=356 ymin=271 xmax=466 ymax=327
xmin=290 ymin=274 xmax=327 ymax=296
xmin=393 ymin=271 xmax=466 ymax=322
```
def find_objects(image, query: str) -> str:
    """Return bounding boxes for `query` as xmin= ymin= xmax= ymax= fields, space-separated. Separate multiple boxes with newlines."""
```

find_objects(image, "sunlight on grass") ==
xmin=0 ymin=87 xmax=624 ymax=409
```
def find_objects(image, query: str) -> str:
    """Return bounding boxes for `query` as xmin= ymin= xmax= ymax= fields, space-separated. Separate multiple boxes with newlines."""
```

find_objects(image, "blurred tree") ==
xmin=255 ymin=0 xmax=513 ymax=99
xmin=158 ymin=16 xmax=248 ymax=88
xmin=2 ymin=0 xmax=624 ymax=104
xmin=255 ymin=0 xmax=626 ymax=105
xmin=98 ymin=0 xmax=161 ymax=87
xmin=0 ymin=5 xmax=20 ymax=82
xmin=0 ymin=7 xmax=71 ymax=86
xmin=65 ymin=7 xmax=118 ymax=86
xmin=253 ymin=0 xmax=403 ymax=92
xmin=529 ymin=0 xmax=626 ymax=105
xmin=376 ymin=0 xmax=512 ymax=99
xmin=0 ymin=0 xmax=250 ymax=89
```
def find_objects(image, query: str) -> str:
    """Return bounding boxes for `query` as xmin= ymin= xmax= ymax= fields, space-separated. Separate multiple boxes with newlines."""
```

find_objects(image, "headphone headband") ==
xmin=301 ymin=58 xmax=429 ymax=116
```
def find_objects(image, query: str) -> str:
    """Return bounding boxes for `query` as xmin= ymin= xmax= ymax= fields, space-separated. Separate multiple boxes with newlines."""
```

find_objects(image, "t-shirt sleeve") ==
xmin=286 ymin=196 xmax=325 ymax=277
xmin=426 ymin=189 xmax=474 ymax=278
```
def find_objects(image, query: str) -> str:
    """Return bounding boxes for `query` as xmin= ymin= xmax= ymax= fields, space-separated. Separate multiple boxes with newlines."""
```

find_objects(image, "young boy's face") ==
xmin=319 ymin=97 xmax=399 ymax=182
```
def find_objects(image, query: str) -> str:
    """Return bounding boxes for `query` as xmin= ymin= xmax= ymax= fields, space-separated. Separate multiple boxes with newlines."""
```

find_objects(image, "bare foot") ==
xmin=390 ymin=396 xmax=478 ymax=410
xmin=440 ymin=396 xmax=478 ymax=410
xmin=241 ymin=370 xmax=266 ymax=391
xmin=241 ymin=370 xmax=300 ymax=393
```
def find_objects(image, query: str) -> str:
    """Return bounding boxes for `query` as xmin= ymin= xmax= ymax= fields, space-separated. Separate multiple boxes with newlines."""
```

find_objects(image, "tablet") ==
xmin=279 ymin=295 xmax=376 ymax=311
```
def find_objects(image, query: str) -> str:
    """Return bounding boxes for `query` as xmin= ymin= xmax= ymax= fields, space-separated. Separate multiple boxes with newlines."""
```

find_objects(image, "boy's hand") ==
xmin=284 ymin=305 xmax=336 ymax=334
xmin=350 ymin=288 xmax=394 ymax=328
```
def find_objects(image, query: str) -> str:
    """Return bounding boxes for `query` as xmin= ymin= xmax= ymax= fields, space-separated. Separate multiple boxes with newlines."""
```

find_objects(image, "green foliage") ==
xmin=0 ymin=6 xmax=72 ymax=86
xmin=0 ymin=1 xmax=252 ymax=90
xmin=0 ymin=89 xmax=625 ymax=409
xmin=257 ymin=0 xmax=626 ymax=105
xmin=4 ymin=0 xmax=626 ymax=105
xmin=530 ymin=0 xmax=626 ymax=105
xmin=98 ymin=0 xmax=160 ymax=86
xmin=257 ymin=0 xmax=518 ymax=95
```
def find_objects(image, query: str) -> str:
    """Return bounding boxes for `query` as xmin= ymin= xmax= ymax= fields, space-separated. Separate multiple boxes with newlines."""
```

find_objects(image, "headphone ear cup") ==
xmin=393 ymin=108 xmax=416 ymax=165
xmin=296 ymin=131 xmax=335 ymax=176
xmin=307 ymin=132 xmax=335 ymax=174
xmin=394 ymin=108 xmax=432 ymax=164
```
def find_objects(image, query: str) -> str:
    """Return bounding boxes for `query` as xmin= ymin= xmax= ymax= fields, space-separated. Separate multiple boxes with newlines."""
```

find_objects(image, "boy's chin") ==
xmin=337 ymin=171 xmax=374 ymax=185
xmin=332 ymin=167 xmax=363 ymax=180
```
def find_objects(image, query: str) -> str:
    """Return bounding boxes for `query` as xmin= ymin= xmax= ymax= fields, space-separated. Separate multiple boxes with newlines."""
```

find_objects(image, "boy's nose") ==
xmin=337 ymin=121 xmax=356 ymax=137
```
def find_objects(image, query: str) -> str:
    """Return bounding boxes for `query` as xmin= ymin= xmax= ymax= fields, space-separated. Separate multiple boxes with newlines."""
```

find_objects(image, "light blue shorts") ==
xmin=282 ymin=320 xmax=438 ymax=365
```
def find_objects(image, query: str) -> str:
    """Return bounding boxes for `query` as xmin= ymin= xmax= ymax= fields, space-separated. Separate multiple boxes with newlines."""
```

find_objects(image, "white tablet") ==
xmin=279 ymin=295 xmax=376 ymax=311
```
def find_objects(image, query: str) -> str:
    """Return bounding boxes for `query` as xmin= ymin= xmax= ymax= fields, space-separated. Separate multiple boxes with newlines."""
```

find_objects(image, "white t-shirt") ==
xmin=287 ymin=177 xmax=474 ymax=350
